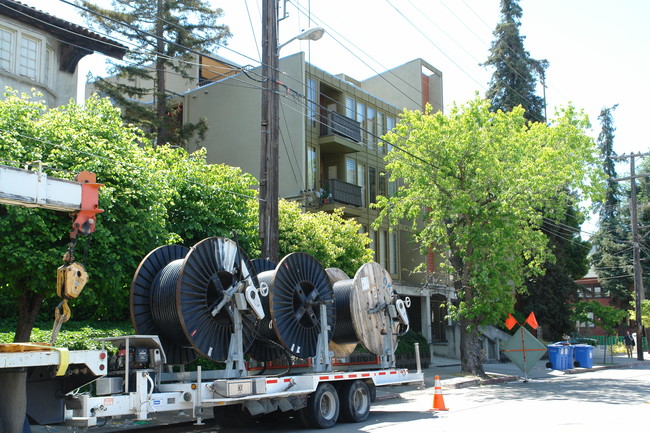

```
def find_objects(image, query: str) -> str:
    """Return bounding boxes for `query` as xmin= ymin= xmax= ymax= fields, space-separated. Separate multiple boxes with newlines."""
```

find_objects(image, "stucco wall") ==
xmin=0 ymin=14 xmax=77 ymax=107
xmin=359 ymin=58 xmax=443 ymax=113
xmin=183 ymin=52 xmax=307 ymax=198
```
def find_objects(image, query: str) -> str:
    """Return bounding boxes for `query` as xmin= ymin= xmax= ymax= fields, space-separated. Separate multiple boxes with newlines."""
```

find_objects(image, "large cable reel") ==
xmin=131 ymin=237 xmax=264 ymax=364
xmin=248 ymin=253 xmax=336 ymax=362
xmin=327 ymin=263 xmax=411 ymax=358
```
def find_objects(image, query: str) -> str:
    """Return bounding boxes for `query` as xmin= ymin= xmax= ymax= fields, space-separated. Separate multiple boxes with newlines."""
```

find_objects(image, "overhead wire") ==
xmin=16 ymin=1 xmax=624 ymax=239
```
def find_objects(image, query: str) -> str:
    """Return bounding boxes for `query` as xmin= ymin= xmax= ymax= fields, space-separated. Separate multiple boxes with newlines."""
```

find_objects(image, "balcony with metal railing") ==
xmin=318 ymin=109 xmax=363 ymax=154
xmin=326 ymin=179 xmax=362 ymax=207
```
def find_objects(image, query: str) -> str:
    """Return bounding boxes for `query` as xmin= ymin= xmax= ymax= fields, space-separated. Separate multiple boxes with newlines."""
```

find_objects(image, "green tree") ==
xmin=78 ymin=0 xmax=230 ymax=146
xmin=573 ymin=300 xmax=628 ymax=362
xmin=517 ymin=203 xmax=589 ymax=341
xmin=590 ymin=105 xmax=632 ymax=306
xmin=485 ymin=0 xmax=591 ymax=339
xmin=278 ymin=200 xmax=373 ymax=277
xmin=0 ymin=91 xmax=257 ymax=340
xmin=484 ymin=0 xmax=546 ymax=123
xmin=375 ymin=97 xmax=601 ymax=376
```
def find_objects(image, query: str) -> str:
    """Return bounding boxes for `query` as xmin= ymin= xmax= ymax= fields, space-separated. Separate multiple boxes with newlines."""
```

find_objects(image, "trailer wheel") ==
xmin=213 ymin=404 xmax=257 ymax=427
xmin=339 ymin=380 xmax=371 ymax=423
xmin=299 ymin=383 xmax=340 ymax=428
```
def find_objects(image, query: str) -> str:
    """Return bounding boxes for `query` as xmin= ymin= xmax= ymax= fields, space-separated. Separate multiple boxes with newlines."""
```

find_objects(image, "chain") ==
xmin=63 ymin=235 xmax=78 ymax=265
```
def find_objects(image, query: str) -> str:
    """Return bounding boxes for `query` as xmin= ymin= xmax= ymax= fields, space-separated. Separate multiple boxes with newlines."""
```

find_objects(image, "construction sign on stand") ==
xmin=501 ymin=313 xmax=547 ymax=379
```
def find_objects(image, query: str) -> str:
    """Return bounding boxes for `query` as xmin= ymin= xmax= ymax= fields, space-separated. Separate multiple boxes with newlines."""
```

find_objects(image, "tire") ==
xmin=298 ymin=383 xmax=340 ymax=429
xmin=213 ymin=404 xmax=258 ymax=428
xmin=338 ymin=380 xmax=371 ymax=423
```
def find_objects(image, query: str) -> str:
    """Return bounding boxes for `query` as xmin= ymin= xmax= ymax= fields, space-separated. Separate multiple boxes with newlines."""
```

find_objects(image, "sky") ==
xmin=15 ymin=0 xmax=650 ymax=232
xmin=22 ymin=0 xmax=649 ymax=162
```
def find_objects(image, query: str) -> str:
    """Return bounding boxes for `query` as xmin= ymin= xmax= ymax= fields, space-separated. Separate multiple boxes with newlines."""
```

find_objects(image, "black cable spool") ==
xmin=269 ymin=252 xmax=335 ymax=359
xmin=131 ymin=245 xmax=197 ymax=365
xmin=325 ymin=267 xmax=358 ymax=358
xmin=176 ymin=237 xmax=261 ymax=362
xmin=331 ymin=279 xmax=356 ymax=344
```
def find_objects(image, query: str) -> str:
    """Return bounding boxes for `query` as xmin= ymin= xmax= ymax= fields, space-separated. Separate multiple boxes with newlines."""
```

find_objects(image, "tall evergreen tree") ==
xmin=484 ymin=0 xmax=546 ymax=123
xmin=517 ymin=201 xmax=589 ymax=341
xmin=485 ymin=0 xmax=590 ymax=337
xmin=589 ymin=105 xmax=633 ymax=307
xmin=79 ymin=0 xmax=231 ymax=147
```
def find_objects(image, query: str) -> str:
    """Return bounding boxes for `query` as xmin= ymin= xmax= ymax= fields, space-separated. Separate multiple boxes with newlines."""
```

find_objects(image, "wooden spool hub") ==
xmin=349 ymin=262 xmax=399 ymax=356
xmin=325 ymin=268 xmax=357 ymax=358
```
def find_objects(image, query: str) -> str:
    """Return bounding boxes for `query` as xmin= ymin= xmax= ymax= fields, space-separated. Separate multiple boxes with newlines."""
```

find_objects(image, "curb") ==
xmin=564 ymin=359 xmax=650 ymax=374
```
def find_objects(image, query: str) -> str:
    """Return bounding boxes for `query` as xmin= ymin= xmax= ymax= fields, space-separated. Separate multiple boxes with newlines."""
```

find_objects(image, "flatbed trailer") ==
xmin=51 ymin=335 xmax=423 ymax=429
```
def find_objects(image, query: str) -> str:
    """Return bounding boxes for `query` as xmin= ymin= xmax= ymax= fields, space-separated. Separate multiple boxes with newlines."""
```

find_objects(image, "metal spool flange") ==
xmin=176 ymin=237 xmax=261 ymax=362
xmin=131 ymin=245 xmax=197 ymax=365
xmin=269 ymin=253 xmax=335 ymax=359
xmin=325 ymin=268 xmax=358 ymax=358
xmin=252 ymin=258 xmax=276 ymax=274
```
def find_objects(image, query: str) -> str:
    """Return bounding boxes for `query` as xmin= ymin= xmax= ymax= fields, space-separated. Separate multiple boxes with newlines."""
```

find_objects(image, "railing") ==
xmin=327 ymin=179 xmax=362 ymax=207
xmin=320 ymin=110 xmax=362 ymax=143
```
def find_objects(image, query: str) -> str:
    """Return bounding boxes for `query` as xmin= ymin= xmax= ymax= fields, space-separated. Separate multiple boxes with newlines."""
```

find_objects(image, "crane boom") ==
xmin=0 ymin=163 xmax=103 ymax=235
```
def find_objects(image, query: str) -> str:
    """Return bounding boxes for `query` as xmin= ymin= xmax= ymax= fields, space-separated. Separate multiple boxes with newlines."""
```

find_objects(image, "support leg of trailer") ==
xmin=0 ymin=369 xmax=27 ymax=433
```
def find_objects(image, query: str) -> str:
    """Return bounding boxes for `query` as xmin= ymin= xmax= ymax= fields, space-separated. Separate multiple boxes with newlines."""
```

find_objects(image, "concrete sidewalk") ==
xmin=378 ymin=351 xmax=650 ymax=399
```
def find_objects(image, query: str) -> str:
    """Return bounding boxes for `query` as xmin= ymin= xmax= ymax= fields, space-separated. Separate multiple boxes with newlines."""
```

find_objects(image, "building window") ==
xmin=19 ymin=36 xmax=38 ymax=80
xmin=579 ymin=312 xmax=595 ymax=328
xmin=307 ymin=78 xmax=317 ymax=126
xmin=367 ymin=106 xmax=376 ymax=149
xmin=356 ymin=101 xmax=366 ymax=145
xmin=389 ymin=232 xmax=398 ymax=275
xmin=378 ymin=171 xmax=386 ymax=197
xmin=0 ymin=27 xmax=13 ymax=72
xmin=44 ymin=45 xmax=53 ymax=86
xmin=377 ymin=112 xmax=385 ymax=154
xmin=307 ymin=146 xmax=317 ymax=190
xmin=345 ymin=96 xmax=355 ymax=119
xmin=368 ymin=166 xmax=376 ymax=203
xmin=386 ymin=116 xmax=396 ymax=152
xmin=379 ymin=229 xmax=387 ymax=268
xmin=357 ymin=163 xmax=366 ymax=206
xmin=388 ymin=179 xmax=396 ymax=197
xmin=345 ymin=157 xmax=356 ymax=184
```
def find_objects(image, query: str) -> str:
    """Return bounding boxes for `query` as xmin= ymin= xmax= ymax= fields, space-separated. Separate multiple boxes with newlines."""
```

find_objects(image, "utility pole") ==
xmin=260 ymin=0 xmax=279 ymax=263
xmin=615 ymin=152 xmax=650 ymax=361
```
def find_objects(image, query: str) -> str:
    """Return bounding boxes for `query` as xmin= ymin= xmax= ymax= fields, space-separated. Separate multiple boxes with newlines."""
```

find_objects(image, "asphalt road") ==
xmin=198 ymin=364 xmax=650 ymax=433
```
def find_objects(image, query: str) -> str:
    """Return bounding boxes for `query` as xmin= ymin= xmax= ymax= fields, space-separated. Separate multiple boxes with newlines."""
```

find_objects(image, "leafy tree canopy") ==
xmin=573 ymin=300 xmax=628 ymax=336
xmin=278 ymin=200 xmax=373 ymax=277
xmin=0 ymin=90 xmax=256 ymax=340
xmin=375 ymin=96 xmax=602 ymax=375
xmin=79 ymin=0 xmax=231 ymax=146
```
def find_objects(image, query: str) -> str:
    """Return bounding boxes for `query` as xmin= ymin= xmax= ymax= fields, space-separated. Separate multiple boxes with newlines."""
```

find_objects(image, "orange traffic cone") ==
xmin=429 ymin=375 xmax=449 ymax=411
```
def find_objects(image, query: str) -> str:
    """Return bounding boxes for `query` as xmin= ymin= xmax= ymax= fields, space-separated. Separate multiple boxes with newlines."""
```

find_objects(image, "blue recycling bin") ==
xmin=546 ymin=343 xmax=574 ymax=370
xmin=573 ymin=344 xmax=594 ymax=368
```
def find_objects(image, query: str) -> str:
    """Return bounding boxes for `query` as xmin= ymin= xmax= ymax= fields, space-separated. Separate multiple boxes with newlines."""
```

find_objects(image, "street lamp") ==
xmin=260 ymin=0 xmax=324 ymax=262
xmin=277 ymin=27 xmax=325 ymax=50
